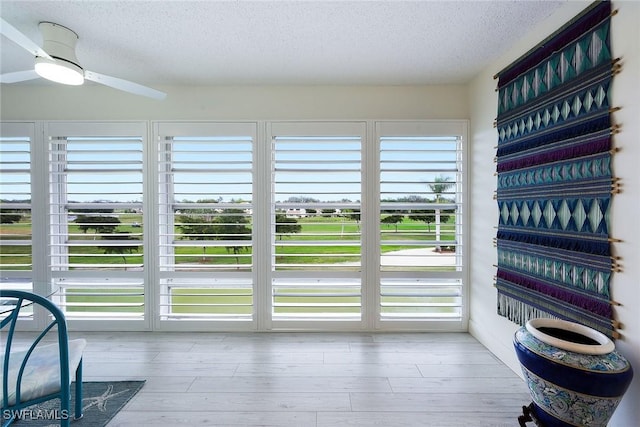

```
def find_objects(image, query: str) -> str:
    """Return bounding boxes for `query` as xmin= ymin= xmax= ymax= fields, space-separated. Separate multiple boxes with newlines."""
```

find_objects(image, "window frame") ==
xmin=45 ymin=121 xmax=150 ymax=331
xmin=0 ymin=122 xmax=43 ymax=330
xmin=267 ymin=121 xmax=368 ymax=329
xmin=2 ymin=119 xmax=468 ymax=332
xmin=374 ymin=121 xmax=469 ymax=330
xmin=154 ymin=121 xmax=259 ymax=331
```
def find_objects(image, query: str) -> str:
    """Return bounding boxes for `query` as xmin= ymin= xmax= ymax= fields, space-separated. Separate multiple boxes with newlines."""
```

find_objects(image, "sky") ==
xmin=1 ymin=135 xmax=459 ymax=205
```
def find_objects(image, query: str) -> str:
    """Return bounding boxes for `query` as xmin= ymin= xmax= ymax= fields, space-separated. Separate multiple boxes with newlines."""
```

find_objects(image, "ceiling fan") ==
xmin=0 ymin=18 xmax=166 ymax=100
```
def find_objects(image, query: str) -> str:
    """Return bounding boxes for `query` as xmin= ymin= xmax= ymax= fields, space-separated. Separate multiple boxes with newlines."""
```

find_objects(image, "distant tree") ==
xmin=429 ymin=175 xmax=455 ymax=248
xmin=412 ymin=210 xmax=436 ymax=232
xmin=0 ymin=210 xmax=22 ymax=224
xmin=216 ymin=209 xmax=252 ymax=265
xmin=429 ymin=175 xmax=455 ymax=202
xmin=397 ymin=195 xmax=430 ymax=203
xmin=383 ymin=195 xmax=430 ymax=216
xmin=178 ymin=199 xmax=221 ymax=221
xmin=440 ymin=209 xmax=454 ymax=224
xmin=285 ymin=196 xmax=320 ymax=203
xmin=75 ymin=215 xmax=120 ymax=234
xmin=98 ymin=234 xmax=139 ymax=264
xmin=275 ymin=214 xmax=301 ymax=240
xmin=342 ymin=209 xmax=360 ymax=223
xmin=381 ymin=214 xmax=404 ymax=232
xmin=69 ymin=207 xmax=114 ymax=214
xmin=176 ymin=215 xmax=217 ymax=261
xmin=341 ymin=209 xmax=361 ymax=233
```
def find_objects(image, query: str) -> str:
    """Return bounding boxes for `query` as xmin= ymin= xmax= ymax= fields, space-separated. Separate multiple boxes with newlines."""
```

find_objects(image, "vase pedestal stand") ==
xmin=518 ymin=403 xmax=544 ymax=427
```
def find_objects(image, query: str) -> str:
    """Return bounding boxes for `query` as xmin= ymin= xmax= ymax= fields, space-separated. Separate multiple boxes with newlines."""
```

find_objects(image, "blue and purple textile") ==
xmin=494 ymin=1 xmax=618 ymax=337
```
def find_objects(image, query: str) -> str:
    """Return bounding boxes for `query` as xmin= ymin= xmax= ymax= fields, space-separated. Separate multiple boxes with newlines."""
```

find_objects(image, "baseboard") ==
xmin=468 ymin=317 xmax=523 ymax=378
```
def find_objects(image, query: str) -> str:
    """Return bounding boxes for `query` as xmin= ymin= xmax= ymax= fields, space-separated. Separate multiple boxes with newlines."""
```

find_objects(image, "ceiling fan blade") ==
xmin=85 ymin=70 xmax=166 ymax=100
xmin=0 ymin=69 xmax=39 ymax=83
xmin=0 ymin=18 xmax=52 ymax=59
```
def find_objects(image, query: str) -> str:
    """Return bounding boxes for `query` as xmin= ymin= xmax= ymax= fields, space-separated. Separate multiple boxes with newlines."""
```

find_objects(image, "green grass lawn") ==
xmin=2 ymin=212 xmax=458 ymax=316
xmin=1 ymin=213 xmax=456 ymax=268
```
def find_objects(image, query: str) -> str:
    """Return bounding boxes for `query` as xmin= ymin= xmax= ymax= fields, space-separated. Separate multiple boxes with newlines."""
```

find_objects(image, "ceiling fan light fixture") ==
xmin=35 ymin=56 xmax=84 ymax=85
xmin=1 ymin=19 xmax=165 ymax=99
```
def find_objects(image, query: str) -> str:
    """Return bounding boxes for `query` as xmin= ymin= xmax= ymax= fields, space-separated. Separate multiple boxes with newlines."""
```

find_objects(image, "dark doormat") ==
xmin=6 ymin=381 xmax=145 ymax=426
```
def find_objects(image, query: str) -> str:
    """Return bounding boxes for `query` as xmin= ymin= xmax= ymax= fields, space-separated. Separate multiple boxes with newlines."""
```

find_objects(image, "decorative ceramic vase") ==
xmin=513 ymin=318 xmax=633 ymax=427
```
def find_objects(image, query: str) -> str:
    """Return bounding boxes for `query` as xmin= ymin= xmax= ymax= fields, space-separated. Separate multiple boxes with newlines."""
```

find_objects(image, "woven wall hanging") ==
xmin=494 ymin=0 xmax=622 ymax=338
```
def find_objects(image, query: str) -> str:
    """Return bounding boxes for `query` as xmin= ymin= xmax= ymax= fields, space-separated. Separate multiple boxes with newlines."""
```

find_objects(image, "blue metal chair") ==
xmin=1 ymin=290 xmax=86 ymax=427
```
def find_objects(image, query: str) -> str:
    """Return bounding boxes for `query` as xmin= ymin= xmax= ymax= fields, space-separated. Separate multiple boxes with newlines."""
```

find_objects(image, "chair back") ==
xmin=0 ymin=289 xmax=71 ymax=410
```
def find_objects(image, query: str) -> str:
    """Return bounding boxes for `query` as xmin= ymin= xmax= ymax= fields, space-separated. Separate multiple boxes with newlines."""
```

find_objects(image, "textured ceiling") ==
xmin=1 ymin=1 xmax=567 ymax=88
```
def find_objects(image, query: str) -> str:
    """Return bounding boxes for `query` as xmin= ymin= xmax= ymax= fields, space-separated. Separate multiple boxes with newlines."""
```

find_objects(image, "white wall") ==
xmin=468 ymin=1 xmax=640 ymax=425
xmin=0 ymin=84 xmax=467 ymax=120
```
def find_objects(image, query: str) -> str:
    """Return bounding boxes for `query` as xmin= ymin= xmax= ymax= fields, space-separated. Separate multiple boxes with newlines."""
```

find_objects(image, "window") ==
xmin=47 ymin=122 xmax=147 ymax=324
xmin=0 ymin=123 xmax=36 ymax=295
xmin=3 ymin=119 xmax=467 ymax=331
xmin=156 ymin=122 xmax=256 ymax=324
xmin=377 ymin=121 xmax=466 ymax=325
xmin=269 ymin=122 xmax=366 ymax=323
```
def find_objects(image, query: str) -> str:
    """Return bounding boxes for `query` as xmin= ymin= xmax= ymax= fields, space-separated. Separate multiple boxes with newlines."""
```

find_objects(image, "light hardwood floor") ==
xmin=46 ymin=332 xmax=534 ymax=426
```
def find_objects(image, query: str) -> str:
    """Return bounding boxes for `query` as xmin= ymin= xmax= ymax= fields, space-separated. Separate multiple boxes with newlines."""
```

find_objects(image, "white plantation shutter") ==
xmin=0 ymin=123 xmax=36 ymax=295
xmin=269 ymin=122 xmax=365 ymax=321
xmin=377 ymin=122 xmax=467 ymax=323
xmin=47 ymin=122 xmax=146 ymax=322
xmin=2 ymin=118 xmax=467 ymax=332
xmin=156 ymin=122 xmax=256 ymax=322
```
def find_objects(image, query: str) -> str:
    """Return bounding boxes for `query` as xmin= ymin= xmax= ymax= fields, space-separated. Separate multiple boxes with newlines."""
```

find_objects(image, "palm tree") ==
xmin=429 ymin=175 xmax=454 ymax=203
xmin=428 ymin=175 xmax=455 ymax=249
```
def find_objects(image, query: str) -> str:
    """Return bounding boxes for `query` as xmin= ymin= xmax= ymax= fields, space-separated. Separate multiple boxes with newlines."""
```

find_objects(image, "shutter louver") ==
xmin=379 ymin=132 xmax=465 ymax=321
xmin=157 ymin=125 xmax=255 ymax=321
xmin=270 ymin=125 xmax=364 ymax=321
xmin=0 ymin=136 xmax=32 ymax=271
xmin=0 ymin=125 xmax=34 ymax=295
xmin=48 ymin=127 xmax=146 ymax=320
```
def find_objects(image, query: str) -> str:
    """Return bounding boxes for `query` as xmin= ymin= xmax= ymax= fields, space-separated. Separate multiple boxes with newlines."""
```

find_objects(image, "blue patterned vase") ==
xmin=513 ymin=318 xmax=633 ymax=427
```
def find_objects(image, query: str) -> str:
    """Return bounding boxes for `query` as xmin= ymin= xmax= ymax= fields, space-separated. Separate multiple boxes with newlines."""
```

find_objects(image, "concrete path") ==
xmin=380 ymin=247 xmax=456 ymax=266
